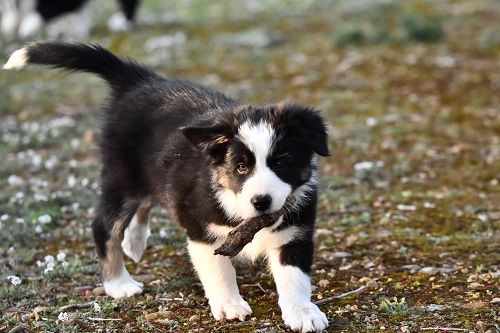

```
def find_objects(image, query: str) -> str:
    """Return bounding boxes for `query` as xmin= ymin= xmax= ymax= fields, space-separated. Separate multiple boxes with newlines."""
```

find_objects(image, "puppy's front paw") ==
xmin=281 ymin=302 xmax=328 ymax=333
xmin=210 ymin=298 xmax=252 ymax=321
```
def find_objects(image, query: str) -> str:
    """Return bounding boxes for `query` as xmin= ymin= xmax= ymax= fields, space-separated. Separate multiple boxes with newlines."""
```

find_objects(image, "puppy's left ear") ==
xmin=181 ymin=123 xmax=233 ymax=151
xmin=280 ymin=102 xmax=330 ymax=156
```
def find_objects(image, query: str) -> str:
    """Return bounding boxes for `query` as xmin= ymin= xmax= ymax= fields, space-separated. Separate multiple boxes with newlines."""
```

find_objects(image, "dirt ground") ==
xmin=0 ymin=0 xmax=498 ymax=332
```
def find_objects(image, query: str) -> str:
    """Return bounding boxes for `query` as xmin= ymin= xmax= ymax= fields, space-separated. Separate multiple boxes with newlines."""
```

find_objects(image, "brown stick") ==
xmin=314 ymin=285 xmax=367 ymax=306
xmin=214 ymin=212 xmax=281 ymax=257
xmin=59 ymin=301 xmax=94 ymax=311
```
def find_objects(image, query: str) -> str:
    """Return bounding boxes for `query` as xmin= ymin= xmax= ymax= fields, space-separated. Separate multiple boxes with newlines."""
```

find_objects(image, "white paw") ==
xmin=210 ymin=298 xmax=252 ymax=321
xmin=121 ymin=221 xmax=150 ymax=263
xmin=103 ymin=270 xmax=143 ymax=299
xmin=282 ymin=303 xmax=328 ymax=333
xmin=107 ymin=12 xmax=133 ymax=32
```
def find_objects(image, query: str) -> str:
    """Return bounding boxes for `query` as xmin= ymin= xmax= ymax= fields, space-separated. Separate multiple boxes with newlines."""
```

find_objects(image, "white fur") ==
xmin=45 ymin=7 xmax=92 ymax=39
xmin=268 ymin=250 xmax=328 ymax=333
xmin=18 ymin=11 xmax=43 ymax=38
xmin=107 ymin=12 xmax=133 ymax=32
xmin=207 ymin=220 xmax=305 ymax=262
xmin=1 ymin=0 xmax=21 ymax=37
xmin=187 ymin=240 xmax=251 ymax=321
xmin=217 ymin=121 xmax=292 ymax=220
xmin=3 ymin=48 xmax=28 ymax=70
xmin=121 ymin=213 xmax=151 ymax=263
xmin=103 ymin=264 xmax=143 ymax=299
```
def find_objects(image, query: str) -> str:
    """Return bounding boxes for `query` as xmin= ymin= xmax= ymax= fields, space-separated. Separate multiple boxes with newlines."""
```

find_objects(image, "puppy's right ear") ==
xmin=181 ymin=123 xmax=233 ymax=152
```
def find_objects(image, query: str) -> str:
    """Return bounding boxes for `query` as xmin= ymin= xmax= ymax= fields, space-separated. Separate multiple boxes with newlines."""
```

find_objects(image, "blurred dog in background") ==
xmin=1 ymin=0 xmax=140 ymax=39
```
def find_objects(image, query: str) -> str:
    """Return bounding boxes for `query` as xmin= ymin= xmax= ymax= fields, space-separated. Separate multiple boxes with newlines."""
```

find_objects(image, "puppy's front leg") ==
xmin=187 ymin=240 xmax=252 ymax=321
xmin=269 ymin=241 xmax=328 ymax=333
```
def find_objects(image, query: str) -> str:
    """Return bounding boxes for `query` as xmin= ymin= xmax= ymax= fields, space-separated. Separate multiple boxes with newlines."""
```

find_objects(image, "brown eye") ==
xmin=236 ymin=163 xmax=248 ymax=174
xmin=276 ymin=160 xmax=286 ymax=168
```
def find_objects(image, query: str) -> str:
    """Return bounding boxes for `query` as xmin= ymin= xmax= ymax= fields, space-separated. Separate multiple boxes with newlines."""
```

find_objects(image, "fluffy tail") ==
xmin=3 ymin=41 xmax=157 ymax=90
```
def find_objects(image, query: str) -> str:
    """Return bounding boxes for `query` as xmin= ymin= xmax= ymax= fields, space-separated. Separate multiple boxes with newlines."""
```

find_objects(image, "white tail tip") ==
xmin=3 ymin=48 xmax=28 ymax=70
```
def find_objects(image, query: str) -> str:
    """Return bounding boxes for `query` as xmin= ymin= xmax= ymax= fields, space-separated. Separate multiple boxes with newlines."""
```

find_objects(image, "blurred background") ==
xmin=0 ymin=0 xmax=499 ymax=332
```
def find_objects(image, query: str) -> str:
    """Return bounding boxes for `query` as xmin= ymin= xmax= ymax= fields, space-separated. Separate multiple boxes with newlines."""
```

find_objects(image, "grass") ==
xmin=1 ymin=0 xmax=499 ymax=332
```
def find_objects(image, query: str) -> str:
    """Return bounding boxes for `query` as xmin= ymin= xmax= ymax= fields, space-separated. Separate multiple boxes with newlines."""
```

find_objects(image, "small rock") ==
xmin=189 ymin=314 xmax=200 ymax=323
xmin=318 ymin=279 xmax=330 ymax=288
xmin=401 ymin=264 xmax=420 ymax=272
xmin=74 ymin=286 xmax=93 ymax=295
xmin=334 ymin=316 xmax=349 ymax=325
xmin=462 ymin=301 xmax=487 ymax=309
xmin=490 ymin=297 xmax=500 ymax=304
xmin=331 ymin=252 xmax=352 ymax=258
xmin=420 ymin=267 xmax=440 ymax=275
xmin=400 ymin=326 xmax=409 ymax=333
xmin=144 ymin=311 xmax=171 ymax=320
xmin=92 ymin=286 xmax=106 ymax=296
xmin=468 ymin=282 xmax=484 ymax=290
xmin=359 ymin=277 xmax=378 ymax=289
xmin=477 ymin=321 xmax=485 ymax=333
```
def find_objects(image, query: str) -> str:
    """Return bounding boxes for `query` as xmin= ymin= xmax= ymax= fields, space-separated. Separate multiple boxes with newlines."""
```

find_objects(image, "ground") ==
xmin=0 ymin=0 xmax=499 ymax=332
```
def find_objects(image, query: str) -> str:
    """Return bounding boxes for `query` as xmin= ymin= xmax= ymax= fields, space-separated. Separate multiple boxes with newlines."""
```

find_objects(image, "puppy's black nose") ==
xmin=251 ymin=195 xmax=272 ymax=211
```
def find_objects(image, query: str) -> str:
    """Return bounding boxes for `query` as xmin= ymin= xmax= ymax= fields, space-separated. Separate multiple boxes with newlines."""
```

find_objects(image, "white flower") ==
xmin=16 ymin=218 xmax=25 ymax=224
xmin=58 ymin=312 xmax=69 ymax=321
xmin=36 ymin=260 xmax=44 ymax=267
xmin=424 ymin=202 xmax=436 ymax=209
xmin=44 ymin=255 xmax=55 ymax=265
xmin=0 ymin=214 xmax=9 ymax=221
xmin=38 ymin=214 xmax=52 ymax=224
xmin=57 ymin=252 xmax=66 ymax=262
xmin=35 ymin=225 xmax=43 ymax=234
xmin=7 ymin=175 xmax=24 ymax=186
xmin=44 ymin=264 xmax=55 ymax=274
xmin=7 ymin=247 xmax=15 ymax=254
xmin=93 ymin=302 xmax=101 ymax=313
xmin=159 ymin=228 xmax=169 ymax=238
xmin=365 ymin=117 xmax=378 ymax=127
xmin=397 ymin=204 xmax=417 ymax=211
xmin=354 ymin=161 xmax=384 ymax=171
xmin=354 ymin=161 xmax=374 ymax=171
xmin=7 ymin=275 xmax=21 ymax=286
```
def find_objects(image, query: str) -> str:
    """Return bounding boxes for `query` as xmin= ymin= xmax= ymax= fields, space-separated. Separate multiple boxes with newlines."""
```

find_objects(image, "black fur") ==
xmin=19 ymin=42 xmax=329 ymax=275
xmin=35 ymin=0 xmax=139 ymax=22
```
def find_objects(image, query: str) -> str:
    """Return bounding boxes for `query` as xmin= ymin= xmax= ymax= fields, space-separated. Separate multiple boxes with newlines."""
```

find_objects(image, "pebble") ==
xmin=189 ymin=314 xmax=200 ymax=322
xmin=144 ymin=311 xmax=171 ymax=320
xmin=92 ymin=286 xmax=106 ymax=296
xmin=318 ymin=279 xmax=330 ymax=288
xmin=402 ymin=264 xmax=420 ymax=273
xmin=420 ymin=267 xmax=440 ymax=275
xmin=331 ymin=252 xmax=352 ymax=258
xmin=491 ymin=297 xmax=500 ymax=304
xmin=359 ymin=277 xmax=378 ymax=289
xmin=468 ymin=282 xmax=484 ymax=290
xmin=73 ymin=286 xmax=93 ymax=295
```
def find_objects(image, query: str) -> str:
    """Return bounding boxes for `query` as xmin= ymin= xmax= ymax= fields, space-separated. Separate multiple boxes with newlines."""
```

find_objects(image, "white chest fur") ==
xmin=207 ymin=219 xmax=304 ymax=262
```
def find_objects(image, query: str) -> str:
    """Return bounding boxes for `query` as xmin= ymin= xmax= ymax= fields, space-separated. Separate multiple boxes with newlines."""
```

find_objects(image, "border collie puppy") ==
xmin=0 ymin=0 xmax=139 ymax=39
xmin=4 ymin=42 xmax=329 ymax=333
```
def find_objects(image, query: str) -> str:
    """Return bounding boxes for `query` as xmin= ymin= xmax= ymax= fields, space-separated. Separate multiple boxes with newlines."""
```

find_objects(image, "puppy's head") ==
xmin=182 ymin=101 xmax=329 ymax=220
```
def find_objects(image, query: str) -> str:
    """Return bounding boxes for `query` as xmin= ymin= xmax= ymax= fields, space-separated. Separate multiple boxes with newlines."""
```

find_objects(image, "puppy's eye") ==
xmin=276 ymin=159 xmax=287 ymax=168
xmin=236 ymin=163 xmax=248 ymax=174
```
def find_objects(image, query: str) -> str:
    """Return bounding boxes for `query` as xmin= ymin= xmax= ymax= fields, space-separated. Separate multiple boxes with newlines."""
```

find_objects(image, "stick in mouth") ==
xmin=214 ymin=211 xmax=282 ymax=257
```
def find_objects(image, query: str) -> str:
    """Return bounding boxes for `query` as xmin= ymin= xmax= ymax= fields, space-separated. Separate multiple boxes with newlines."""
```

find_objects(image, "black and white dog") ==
xmin=1 ymin=0 xmax=139 ymax=39
xmin=4 ymin=42 xmax=329 ymax=332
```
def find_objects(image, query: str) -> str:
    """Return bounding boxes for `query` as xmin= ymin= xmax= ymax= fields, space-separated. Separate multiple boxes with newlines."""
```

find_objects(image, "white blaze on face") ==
xmin=233 ymin=121 xmax=292 ymax=218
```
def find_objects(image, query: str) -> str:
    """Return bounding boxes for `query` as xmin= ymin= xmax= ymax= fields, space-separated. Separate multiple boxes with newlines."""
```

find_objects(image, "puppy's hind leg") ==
xmin=92 ymin=193 xmax=143 ymax=299
xmin=122 ymin=198 xmax=153 ymax=263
